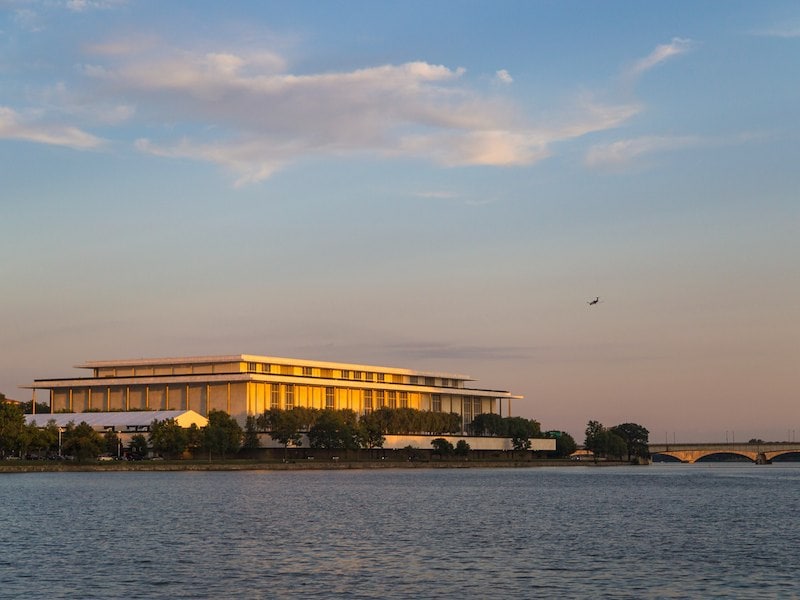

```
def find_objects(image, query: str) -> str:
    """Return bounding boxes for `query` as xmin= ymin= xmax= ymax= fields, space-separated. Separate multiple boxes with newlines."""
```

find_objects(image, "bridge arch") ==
xmin=651 ymin=449 xmax=758 ymax=463
xmin=765 ymin=451 xmax=800 ymax=462
xmin=694 ymin=451 xmax=755 ymax=463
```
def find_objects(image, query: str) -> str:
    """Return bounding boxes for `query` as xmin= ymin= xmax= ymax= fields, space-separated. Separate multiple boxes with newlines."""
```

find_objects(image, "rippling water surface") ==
xmin=2 ymin=464 xmax=799 ymax=599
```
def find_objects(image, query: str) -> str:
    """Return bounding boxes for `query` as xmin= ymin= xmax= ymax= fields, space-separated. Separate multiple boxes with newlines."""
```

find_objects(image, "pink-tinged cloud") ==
xmin=0 ymin=106 xmax=103 ymax=149
xmin=80 ymin=43 xmax=640 ymax=184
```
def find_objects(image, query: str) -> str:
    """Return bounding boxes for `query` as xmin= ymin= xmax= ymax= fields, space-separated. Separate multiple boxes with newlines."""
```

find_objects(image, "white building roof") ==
xmin=76 ymin=354 xmax=475 ymax=381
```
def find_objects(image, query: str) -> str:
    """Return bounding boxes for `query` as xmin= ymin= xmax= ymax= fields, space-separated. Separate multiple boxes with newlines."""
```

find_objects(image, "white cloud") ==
xmin=0 ymin=105 xmax=104 ymax=149
xmin=627 ymin=37 xmax=694 ymax=79
xmin=495 ymin=69 xmax=513 ymax=84
xmin=585 ymin=135 xmax=701 ymax=168
xmin=80 ymin=43 xmax=641 ymax=184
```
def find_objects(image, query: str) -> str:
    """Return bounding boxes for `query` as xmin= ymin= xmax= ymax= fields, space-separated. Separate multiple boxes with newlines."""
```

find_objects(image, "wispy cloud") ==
xmin=750 ymin=24 xmax=800 ymax=38
xmin=65 ymin=0 xmax=127 ymax=12
xmin=414 ymin=190 xmax=459 ymax=199
xmin=585 ymin=135 xmax=702 ymax=168
xmin=625 ymin=37 xmax=694 ymax=81
xmin=0 ymin=105 xmax=104 ymax=148
xmin=584 ymin=132 xmax=763 ymax=169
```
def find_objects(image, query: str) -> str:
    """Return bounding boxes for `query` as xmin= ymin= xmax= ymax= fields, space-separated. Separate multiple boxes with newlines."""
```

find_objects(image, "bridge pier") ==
xmin=756 ymin=453 xmax=771 ymax=465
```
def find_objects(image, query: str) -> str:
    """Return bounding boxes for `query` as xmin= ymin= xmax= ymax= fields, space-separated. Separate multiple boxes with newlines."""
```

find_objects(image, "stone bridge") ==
xmin=649 ymin=442 xmax=800 ymax=464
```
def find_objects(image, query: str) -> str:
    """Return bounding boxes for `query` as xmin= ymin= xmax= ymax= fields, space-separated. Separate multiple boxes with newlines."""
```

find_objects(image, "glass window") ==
xmin=377 ymin=373 xmax=385 ymax=382
xmin=364 ymin=390 xmax=373 ymax=413
xmin=399 ymin=391 xmax=408 ymax=408
xmin=376 ymin=390 xmax=385 ymax=408
xmin=325 ymin=387 xmax=335 ymax=409
xmin=285 ymin=385 xmax=294 ymax=409
xmin=302 ymin=366 xmax=313 ymax=376
xmin=270 ymin=384 xmax=280 ymax=409
xmin=341 ymin=370 xmax=350 ymax=379
xmin=262 ymin=363 xmax=272 ymax=374
xmin=432 ymin=394 xmax=442 ymax=412
xmin=388 ymin=391 xmax=397 ymax=409
xmin=463 ymin=396 xmax=474 ymax=424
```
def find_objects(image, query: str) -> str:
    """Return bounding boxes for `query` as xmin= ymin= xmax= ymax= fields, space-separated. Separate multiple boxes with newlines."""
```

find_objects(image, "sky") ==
xmin=1 ymin=1 xmax=798 ymax=443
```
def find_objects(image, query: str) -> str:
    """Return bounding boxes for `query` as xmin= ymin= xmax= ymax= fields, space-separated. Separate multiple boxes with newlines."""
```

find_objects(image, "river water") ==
xmin=1 ymin=464 xmax=798 ymax=599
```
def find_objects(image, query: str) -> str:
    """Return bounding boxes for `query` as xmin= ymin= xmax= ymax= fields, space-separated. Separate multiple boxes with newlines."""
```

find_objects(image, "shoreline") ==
xmin=0 ymin=459 xmax=633 ymax=473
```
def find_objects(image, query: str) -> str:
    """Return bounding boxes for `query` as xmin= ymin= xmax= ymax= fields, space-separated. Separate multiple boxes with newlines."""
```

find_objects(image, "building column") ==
xmin=126 ymin=386 xmax=130 ymax=411
xmin=69 ymin=389 xmax=73 ymax=412
xmin=146 ymin=386 xmax=150 ymax=410
xmin=107 ymin=387 xmax=111 ymax=411
xmin=50 ymin=389 xmax=54 ymax=413
xmin=206 ymin=384 xmax=210 ymax=415
xmin=88 ymin=388 xmax=92 ymax=410
xmin=227 ymin=383 xmax=231 ymax=414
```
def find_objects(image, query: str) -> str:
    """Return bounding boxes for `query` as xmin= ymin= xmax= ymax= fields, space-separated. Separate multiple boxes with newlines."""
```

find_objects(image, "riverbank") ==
xmin=0 ymin=458 xmax=634 ymax=473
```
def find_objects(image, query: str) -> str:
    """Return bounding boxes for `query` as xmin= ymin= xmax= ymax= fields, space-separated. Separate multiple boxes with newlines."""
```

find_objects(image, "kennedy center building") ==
xmin=26 ymin=354 xmax=521 ymax=427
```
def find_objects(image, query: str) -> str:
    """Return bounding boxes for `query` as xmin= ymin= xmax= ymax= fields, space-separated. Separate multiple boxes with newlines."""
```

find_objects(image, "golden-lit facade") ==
xmin=26 ymin=354 xmax=521 ymax=427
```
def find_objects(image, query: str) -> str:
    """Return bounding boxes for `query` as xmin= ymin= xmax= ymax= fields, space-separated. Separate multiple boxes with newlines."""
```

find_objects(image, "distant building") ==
xmin=23 ymin=354 xmax=523 ymax=428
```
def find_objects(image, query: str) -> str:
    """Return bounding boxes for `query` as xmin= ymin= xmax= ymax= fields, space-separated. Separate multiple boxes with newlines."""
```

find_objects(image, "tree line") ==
xmin=3 ymin=396 xmax=632 ymax=462
xmin=255 ymin=407 xmax=551 ymax=455
xmin=584 ymin=420 xmax=650 ymax=461
xmin=0 ymin=402 xmax=245 ymax=461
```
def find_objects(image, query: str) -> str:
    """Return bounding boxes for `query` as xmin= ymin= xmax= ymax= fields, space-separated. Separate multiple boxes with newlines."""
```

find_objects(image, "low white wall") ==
xmin=256 ymin=433 xmax=555 ymax=452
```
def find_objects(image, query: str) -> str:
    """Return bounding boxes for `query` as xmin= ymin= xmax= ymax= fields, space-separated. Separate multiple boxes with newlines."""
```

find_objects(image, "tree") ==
xmin=470 ymin=413 xmax=507 ymax=436
xmin=357 ymin=417 xmax=386 ymax=452
xmin=308 ymin=409 xmax=359 ymax=450
xmin=0 ymin=402 xmax=25 ymax=458
xmin=130 ymin=434 xmax=149 ymax=458
xmin=431 ymin=437 xmax=454 ymax=458
xmin=507 ymin=417 xmax=538 ymax=452
xmin=149 ymin=419 xmax=188 ymax=458
xmin=27 ymin=420 xmax=60 ymax=457
xmin=604 ymin=430 xmax=628 ymax=460
xmin=454 ymin=440 xmax=470 ymax=457
xmin=584 ymin=420 xmax=606 ymax=457
xmin=20 ymin=400 xmax=52 ymax=415
xmin=61 ymin=421 xmax=104 ymax=461
xmin=203 ymin=410 xmax=243 ymax=459
xmin=103 ymin=430 xmax=121 ymax=457
xmin=243 ymin=416 xmax=261 ymax=449
xmin=266 ymin=409 xmax=303 ymax=459
xmin=610 ymin=423 xmax=650 ymax=460
xmin=186 ymin=424 xmax=204 ymax=452
xmin=585 ymin=420 xmax=630 ymax=460
xmin=550 ymin=431 xmax=578 ymax=458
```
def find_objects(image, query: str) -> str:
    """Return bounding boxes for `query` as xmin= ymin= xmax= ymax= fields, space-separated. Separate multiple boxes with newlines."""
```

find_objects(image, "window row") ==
xmin=245 ymin=362 xmax=461 ymax=387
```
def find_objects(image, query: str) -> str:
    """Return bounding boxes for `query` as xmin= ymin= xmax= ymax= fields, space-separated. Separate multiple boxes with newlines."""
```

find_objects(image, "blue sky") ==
xmin=2 ymin=1 xmax=798 ymax=442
